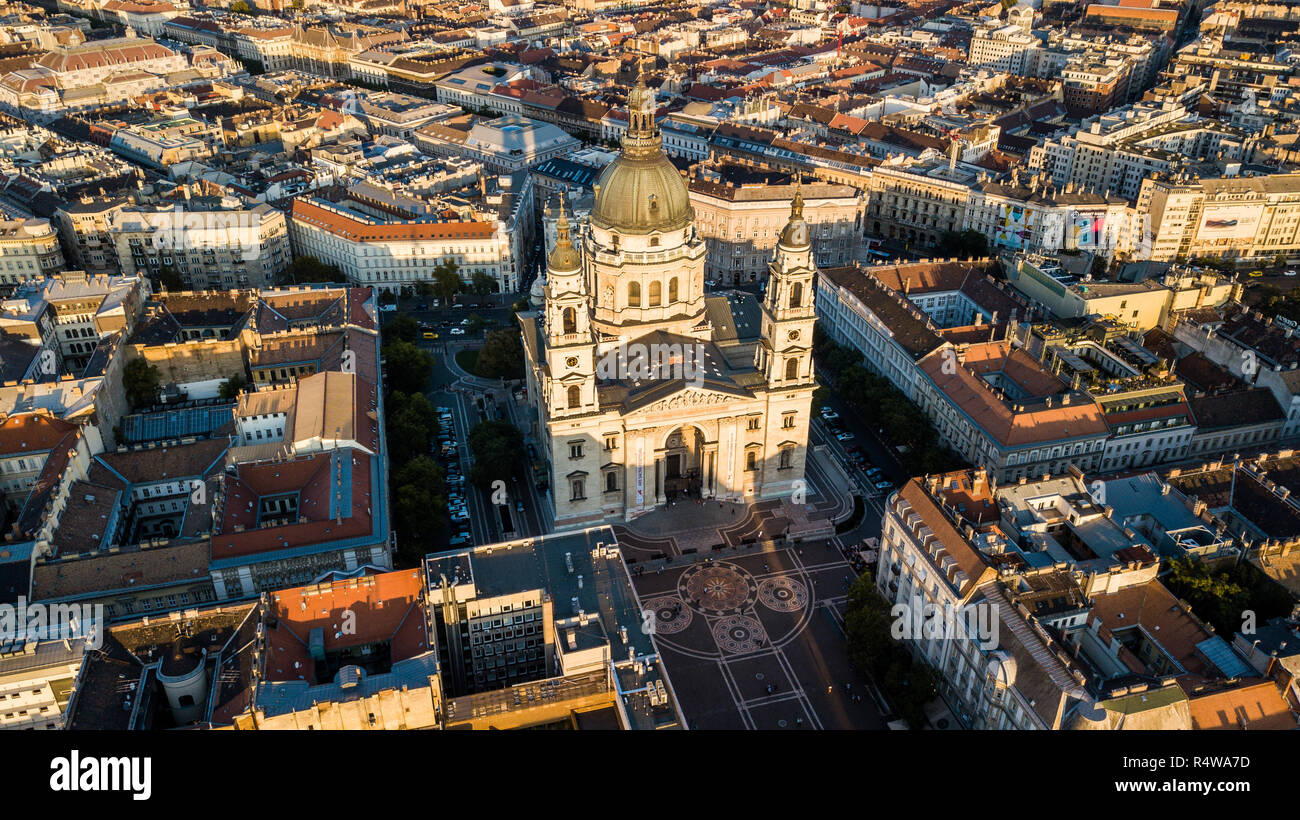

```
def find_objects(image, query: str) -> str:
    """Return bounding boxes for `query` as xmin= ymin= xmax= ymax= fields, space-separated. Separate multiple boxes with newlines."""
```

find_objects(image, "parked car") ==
xmin=836 ymin=431 xmax=855 ymax=441
xmin=821 ymin=408 xmax=839 ymax=421
xmin=873 ymin=479 xmax=895 ymax=492
xmin=450 ymin=328 xmax=466 ymax=335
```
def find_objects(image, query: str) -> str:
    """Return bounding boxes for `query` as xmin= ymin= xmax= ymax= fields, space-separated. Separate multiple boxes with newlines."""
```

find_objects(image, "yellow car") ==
xmin=423 ymin=331 xmax=438 ymax=340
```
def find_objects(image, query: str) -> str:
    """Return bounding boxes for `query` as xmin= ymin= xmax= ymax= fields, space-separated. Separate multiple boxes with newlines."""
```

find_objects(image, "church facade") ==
xmin=519 ymin=76 xmax=818 ymax=530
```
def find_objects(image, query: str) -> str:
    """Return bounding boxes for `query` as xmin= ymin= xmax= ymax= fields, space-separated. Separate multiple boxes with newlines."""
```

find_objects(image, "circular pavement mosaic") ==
xmin=642 ymin=596 xmax=692 ymax=635
xmin=711 ymin=615 xmax=767 ymax=655
xmin=758 ymin=577 xmax=809 ymax=613
xmin=679 ymin=562 xmax=758 ymax=615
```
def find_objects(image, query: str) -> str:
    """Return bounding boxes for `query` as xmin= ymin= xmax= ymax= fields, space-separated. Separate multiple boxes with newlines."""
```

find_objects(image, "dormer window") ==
xmin=650 ymin=236 xmax=660 ymax=247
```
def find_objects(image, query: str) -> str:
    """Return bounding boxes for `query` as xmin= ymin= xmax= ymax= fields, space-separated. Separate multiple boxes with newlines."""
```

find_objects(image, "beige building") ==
xmin=865 ymin=164 xmax=971 ymax=249
xmin=689 ymin=172 xmax=864 ymax=285
xmin=0 ymin=638 xmax=87 ymax=730
xmin=521 ymin=77 xmax=817 ymax=529
xmin=0 ymin=216 xmax=65 ymax=285
xmin=1142 ymin=173 xmax=1300 ymax=263
xmin=53 ymin=196 xmax=129 ymax=277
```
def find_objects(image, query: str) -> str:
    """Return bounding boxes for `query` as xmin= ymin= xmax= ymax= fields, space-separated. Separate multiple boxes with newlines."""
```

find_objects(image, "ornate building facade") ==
xmin=520 ymin=76 xmax=817 ymax=530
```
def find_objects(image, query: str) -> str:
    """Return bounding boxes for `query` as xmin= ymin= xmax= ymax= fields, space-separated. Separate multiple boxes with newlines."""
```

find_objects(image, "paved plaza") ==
xmin=630 ymin=544 xmax=887 ymax=729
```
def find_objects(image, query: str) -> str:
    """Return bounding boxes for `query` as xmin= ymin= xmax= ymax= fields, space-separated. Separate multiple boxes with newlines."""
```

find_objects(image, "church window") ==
xmin=562 ymin=307 xmax=576 ymax=335
xmin=605 ymin=471 xmax=618 ymax=493
xmin=567 ymin=385 xmax=581 ymax=409
xmin=668 ymin=277 xmax=678 ymax=303
xmin=747 ymin=417 xmax=760 ymax=431
xmin=779 ymin=447 xmax=793 ymax=470
xmin=628 ymin=281 xmax=641 ymax=307
xmin=789 ymin=282 xmax=803 ymax=309
xmin=745 ymin=450 xmax=757 ymax=471
xmin=570 ymin=479 xmax=585 ymax=501
xmin=649 ymin=281 xmax=661 ymax=307
xmin=785 ymin=358 xmax=800 ymax=381
xmin=782 ymin=412 xmax=796 ymax=429
xmin=650 ymin=236 xmax=660 ymax=247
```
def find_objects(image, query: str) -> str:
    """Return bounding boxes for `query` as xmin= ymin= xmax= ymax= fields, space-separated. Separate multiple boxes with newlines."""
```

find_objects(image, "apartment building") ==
xmin=424 ymin=527 xmax=683 ymax=729
xmin=109 ymin=200 xmax=291 ymax=290
xmin=968 ymin=21 xmax=1038 ymax=75
xmin=1007 ymin=253 xmax=1237 ymax=327
xmin=876 ymin=470 xmax=1091 ymax=729
xmin=865 ymin=164 xmax=972 ymax=249
xmin=288 ymin=194 xmax=524 ymax=294
xmin=1142 ymin=173 xmax=1300 ymax=263
xmin=0 ymin=638 xmax=88 ymax=730
xmin=689 ymin=170 xmax=864 ymax=285
xmin=1029 ymin=103 xmax=1255 ymax=202
xmin=53 ymin=196 xmax=129 ymax=277
xmin=0 ymin=216 xmax=65 ymax=286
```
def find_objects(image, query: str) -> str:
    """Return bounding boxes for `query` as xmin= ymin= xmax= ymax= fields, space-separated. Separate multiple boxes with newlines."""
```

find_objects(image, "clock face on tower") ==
xmin=566 ymin=356 xmax=579 ymax=368
xmin=787 ymin=330 xmax=800 ymax=341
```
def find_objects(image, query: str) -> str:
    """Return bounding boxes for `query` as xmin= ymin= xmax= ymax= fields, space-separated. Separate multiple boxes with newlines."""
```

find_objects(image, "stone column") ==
xmin=654 ymin=456 xmax=665 ymax=505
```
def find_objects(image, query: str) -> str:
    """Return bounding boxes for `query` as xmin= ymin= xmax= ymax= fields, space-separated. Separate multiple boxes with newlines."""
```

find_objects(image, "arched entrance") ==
xmin=662 ymin=425 xmax=705 ymax=501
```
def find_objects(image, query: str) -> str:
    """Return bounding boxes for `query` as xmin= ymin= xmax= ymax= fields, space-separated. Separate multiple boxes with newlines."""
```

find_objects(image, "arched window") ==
xmin=650 ymin=236 xmax=660 ymax=247
xmin=628 ymin=281 xmax=641 ymax=307
xmin=571 ymin=479 xmax=585 ymax=501
xmin=562 ymin=306 xmax=576 ymax=335
xmin=668 ymin=277 xmax=678 ymax=303
xmin=745 ymin=450 xmax=757 ymax=471
xmin=785 ymin=358 xmax=799 ymax=381
xmin=567 ymin=385 xmax=580 ymax=408
xmin=649 ymin=281 xmax=662 ymax=307
xmin=779 ymin=447 xmax=793 ymax=469
xmin=789 ymin=282 xmax=803 ymax=309
xmin=605 ymin=471 xmax=618 ymax=492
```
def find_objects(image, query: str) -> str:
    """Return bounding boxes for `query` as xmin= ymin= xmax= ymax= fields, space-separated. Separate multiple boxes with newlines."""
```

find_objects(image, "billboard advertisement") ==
xmin=994 ymin=203 xmax=1034 ymax=250
xmin=1196 ymin=203 xmax=1264 ymax=241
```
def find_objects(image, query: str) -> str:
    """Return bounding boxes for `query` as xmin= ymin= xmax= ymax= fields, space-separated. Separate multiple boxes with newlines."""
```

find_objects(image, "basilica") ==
xmin=519 ymin=75 xmax=818 ymax=530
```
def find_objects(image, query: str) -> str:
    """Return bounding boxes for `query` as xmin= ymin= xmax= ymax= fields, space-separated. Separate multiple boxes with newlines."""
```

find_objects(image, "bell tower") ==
xmin=543 ymin=194 xmax=596 ymax=418
xmin=759 ymin=184 xmax=818 ymax=390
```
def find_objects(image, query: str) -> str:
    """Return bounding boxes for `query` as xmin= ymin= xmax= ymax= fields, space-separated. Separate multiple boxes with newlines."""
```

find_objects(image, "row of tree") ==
xmin=380 ymin=318 xmax=447 ymax=566
xmin=813 ymin=327 xmax=968 ymax=475
xmin=844 ymin=575 xmax=937 ymax=729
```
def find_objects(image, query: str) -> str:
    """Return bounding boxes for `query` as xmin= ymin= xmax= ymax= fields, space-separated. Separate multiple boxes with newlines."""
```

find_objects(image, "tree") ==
xmin=936 ymin=230 xmax=989 ymax=260
xmin=468 ymin=420 xmax=524 ymax=489
xmin=386 ymin=391 xmax=439 ymax=466
xmin=123 ymin=358 xmax=161 ymax=409
xmin=383 ymin=313 xmax=419 ymax=345
xmin=466 ymin=313 xmax=487 ymax=334
xmin=476 ymin=328 xmax=525 ymax=380
xmin=219 ymin=374 xmax=246 ymax=400
xmin=280 ymin=255 xmax=348 ymax=286
xmin=470 ymin=270 xmax=496 ymax=296
xmin=1090 ymin=254 xmax=1109 ymax=278
xmin=392 ymin=455 xmax=447 ymax=565
xmin=383 ymin=340 xmax=434 ymax=395
xmin=432 ymin=261 xmax=462 ymax=304
xmin=231 ymin=0 xmax=253 ymax=11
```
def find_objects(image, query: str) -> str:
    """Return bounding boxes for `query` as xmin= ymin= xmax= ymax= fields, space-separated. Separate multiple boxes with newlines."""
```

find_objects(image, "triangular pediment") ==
xmin=633 ymin=384 xmax=752 ymax=413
